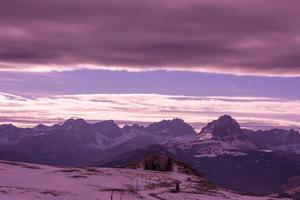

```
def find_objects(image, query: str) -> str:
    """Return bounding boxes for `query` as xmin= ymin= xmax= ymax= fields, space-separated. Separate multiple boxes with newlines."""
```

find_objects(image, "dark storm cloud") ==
xmin=0 ymin=0 xmax=300 ymax=76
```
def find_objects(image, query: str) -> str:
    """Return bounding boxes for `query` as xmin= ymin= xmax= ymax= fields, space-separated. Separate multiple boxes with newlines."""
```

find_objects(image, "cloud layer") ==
xmin=1 ymin=92 xmax=300 ymax=130
xmin=1 ymin=0 xmax=300 ymax=76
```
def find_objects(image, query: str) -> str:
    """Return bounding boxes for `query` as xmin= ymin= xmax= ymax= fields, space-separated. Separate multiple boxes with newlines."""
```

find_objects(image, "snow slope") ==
xmin=0 ymin=160 xmax=287 ymax=200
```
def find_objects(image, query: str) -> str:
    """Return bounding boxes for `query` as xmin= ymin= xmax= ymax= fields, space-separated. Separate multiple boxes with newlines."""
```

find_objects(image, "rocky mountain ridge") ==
xmin=1 ymin=115 xmax=300 ymax=164
xmin=1 ymin=115 xmax=300 ymax=197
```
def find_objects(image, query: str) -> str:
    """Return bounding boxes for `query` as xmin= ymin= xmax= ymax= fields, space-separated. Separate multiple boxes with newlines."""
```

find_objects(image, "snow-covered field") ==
xmin=0 ymin=160 xmax=287 ymax=200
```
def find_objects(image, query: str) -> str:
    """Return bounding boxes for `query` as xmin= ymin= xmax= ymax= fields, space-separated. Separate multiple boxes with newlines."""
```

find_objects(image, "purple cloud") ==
xmin=0 ymin=0 xmax=300 ymax=76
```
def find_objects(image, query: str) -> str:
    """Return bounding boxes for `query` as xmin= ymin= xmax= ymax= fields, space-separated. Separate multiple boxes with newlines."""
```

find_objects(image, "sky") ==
xmin=0 ymin=0 xmax=300 ymax=130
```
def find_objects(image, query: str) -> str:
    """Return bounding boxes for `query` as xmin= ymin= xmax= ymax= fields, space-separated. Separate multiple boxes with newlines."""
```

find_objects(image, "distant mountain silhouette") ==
xmin=1 ymin=115 xmax=300 ymax=197
xmin=200 ymin=115 xmax=243 ymax=138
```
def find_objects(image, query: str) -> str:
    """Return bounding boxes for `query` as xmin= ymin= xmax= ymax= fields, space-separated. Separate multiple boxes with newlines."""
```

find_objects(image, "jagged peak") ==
xmin=171 ymin=118 xmax=185 ymax=123
xmin=122 ymin=124 xmax=144 ymax=133
xmin=94 ymin=120 xmax=119 ymax=128
xmin=34 ymin=123 xmax=48 ymax=129
xmin=200 ymin=115 xmax=242 ymax=138
xmin=148 ymin=118 xmax=187 ymax=127
xmin=205 ymin=115 xmax=241 ymax=128
xmin=218 ymin=115 xmax=232 ymax=120
xmin=62 ymin=118 xmax=88 ymax=127
xmin=216 ymin=115 xmax=238 ymax=123
xmin=0 ymin=123 xmax=17 ymax=129
xmin=147 ymin=118 xmax=196 ymax=136
xmin=97 ymin=119 xmax=116 ymax=125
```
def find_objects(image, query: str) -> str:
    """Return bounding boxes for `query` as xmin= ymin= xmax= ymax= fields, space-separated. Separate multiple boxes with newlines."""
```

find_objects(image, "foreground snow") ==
xmin=0 ymin=160 xmax=286 ymax=200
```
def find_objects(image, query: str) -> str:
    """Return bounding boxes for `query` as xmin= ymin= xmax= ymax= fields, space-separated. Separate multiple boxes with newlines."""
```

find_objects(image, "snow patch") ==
xmin=0 ymin=160 xmax=282 ymax=200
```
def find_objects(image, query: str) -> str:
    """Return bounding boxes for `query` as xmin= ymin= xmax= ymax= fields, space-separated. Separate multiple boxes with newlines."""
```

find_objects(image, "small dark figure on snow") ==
xmin=175 ymin=182 xmax=180 ymax=193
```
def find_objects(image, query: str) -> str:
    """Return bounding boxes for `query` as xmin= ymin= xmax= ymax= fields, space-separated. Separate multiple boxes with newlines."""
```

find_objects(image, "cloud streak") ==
xmin=0 ymin=0 xmax=300 ymax=76
xmin=0 ymin=92 xmax=300 ymax=130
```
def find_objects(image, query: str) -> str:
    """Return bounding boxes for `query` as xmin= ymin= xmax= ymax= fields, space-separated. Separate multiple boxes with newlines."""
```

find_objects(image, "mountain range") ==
xmin=1 ymin=115 xmax=300 ymax=198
